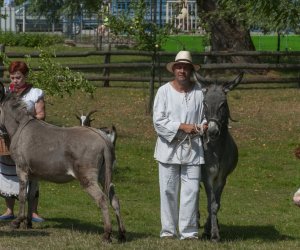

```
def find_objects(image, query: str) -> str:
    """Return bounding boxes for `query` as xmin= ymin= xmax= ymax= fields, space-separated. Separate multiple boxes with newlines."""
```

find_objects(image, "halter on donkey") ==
xmin=0 ymin=83 xmax=126 ymax=243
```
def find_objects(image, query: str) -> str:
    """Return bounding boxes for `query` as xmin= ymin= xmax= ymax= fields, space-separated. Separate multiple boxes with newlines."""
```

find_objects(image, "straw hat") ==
xmin=166 ymin=51 xmax=200 ymax=73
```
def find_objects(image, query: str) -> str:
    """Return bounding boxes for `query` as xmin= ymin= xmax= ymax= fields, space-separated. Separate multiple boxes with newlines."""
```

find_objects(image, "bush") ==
xmin=0 ymin=32 xmax=64 ymax=47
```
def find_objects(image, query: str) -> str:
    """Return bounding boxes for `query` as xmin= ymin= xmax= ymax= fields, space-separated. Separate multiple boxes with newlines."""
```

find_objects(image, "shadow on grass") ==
xmin=0 ymin=230 xmax=50 ymax=237
xmin=44 ymin=217 xmax=149 ymax=242
xmin=216 ymin=224 xmax=295 ymax=242
xmin=0 ymin=221 xmax=50 ymax=237
xmin=0 ymin=217 xmax=148 ymax=242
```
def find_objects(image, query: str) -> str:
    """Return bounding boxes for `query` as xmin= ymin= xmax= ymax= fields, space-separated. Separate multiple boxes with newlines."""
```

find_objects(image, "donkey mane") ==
xmin=3 ymin=93 xmax=29 ymax=115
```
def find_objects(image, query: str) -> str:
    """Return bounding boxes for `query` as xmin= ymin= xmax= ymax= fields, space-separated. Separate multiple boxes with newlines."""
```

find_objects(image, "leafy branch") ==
xmin=1 ymin=48 xmax=95 ymax=98
xmin=105 ymin=0 xmax=174 ymax=51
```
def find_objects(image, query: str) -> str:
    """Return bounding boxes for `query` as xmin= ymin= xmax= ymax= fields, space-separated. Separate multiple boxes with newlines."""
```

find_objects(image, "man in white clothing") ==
xmin=153 ymin=51 xmax=207 ymax=240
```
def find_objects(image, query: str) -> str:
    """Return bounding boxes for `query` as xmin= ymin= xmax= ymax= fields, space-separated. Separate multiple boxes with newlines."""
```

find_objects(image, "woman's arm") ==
xmin=34 ymin=98 xmax=45 ymax=120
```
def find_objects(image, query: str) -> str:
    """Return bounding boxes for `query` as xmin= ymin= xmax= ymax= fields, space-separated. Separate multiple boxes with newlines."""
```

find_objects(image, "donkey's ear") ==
xmin=193 ymin=71 xmax=211 ymax=87
xmin=0 ymin=81 xmax=5 ymax=102
xmin=223 ymin=73 xmax=244 ymax=93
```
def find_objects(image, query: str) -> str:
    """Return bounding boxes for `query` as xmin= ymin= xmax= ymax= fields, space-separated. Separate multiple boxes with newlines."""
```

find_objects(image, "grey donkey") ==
xmin=0 ymin=83 xmax=126 ymax=243
xmin=194 ymin=72 xmax=243 ymax=242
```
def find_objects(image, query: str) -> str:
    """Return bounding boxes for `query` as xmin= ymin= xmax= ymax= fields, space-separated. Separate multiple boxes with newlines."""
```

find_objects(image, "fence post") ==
xmin=157 ymin=52 xmax=162 ymax=86
xmin=0 ymin=44 xmax=5 ymax=79
xmin=103 ymin=44 xmax=111 ymax=87
xmin=148 ymin=50 xmax=156 ymax=114
xmin=276 ymin=33 xmax=281 ymax=64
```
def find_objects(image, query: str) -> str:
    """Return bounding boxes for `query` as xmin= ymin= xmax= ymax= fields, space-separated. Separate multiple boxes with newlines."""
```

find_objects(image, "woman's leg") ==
xmin=4 ymin=197 xmax=15 ymax=215
xmin=31 ymin=189 xmax=44 ymax=222
xmin=0 ymin=197 xmax=15 ymax=220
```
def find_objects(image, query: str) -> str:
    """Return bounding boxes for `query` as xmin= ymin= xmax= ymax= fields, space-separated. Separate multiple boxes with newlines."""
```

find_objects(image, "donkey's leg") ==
xmin=210 ymin=180 xmax=226 ymax=242
xmin=108 ymin=184 xmax=126 ymax=242
xmin=210 ymin=186 xmax=220 ymax=242
xmin=11 ymin=171 xmax=28 ymax=229
xmin=80 ymin=179 xmax=112 ymax=243
xmin=203 ymin=184 xmax=221 ymax=242
xmin=203 ymin=186 xmax=212 ymax=239
xmin=26 ymin=180 xmax=39 ymax=228
xmin=98 ymin=165 xmax=126 ymax=242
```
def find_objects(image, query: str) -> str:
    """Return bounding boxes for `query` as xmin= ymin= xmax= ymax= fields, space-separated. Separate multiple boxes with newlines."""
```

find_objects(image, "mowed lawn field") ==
xmin=0 ymin=82 xmax=299 ymax=249
xmin=162 ymin=34 xmax=300 ymax=52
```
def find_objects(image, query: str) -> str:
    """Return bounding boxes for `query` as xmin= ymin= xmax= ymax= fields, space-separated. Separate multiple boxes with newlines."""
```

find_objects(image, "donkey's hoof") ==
xmin=26 ymin=221 xmax=33 ymax=229
xmin=211 ymin=237 xmax=221 ymax=243
xmin=201 ymin=232 xmax=210 ymax=240
xmin=102 ymin=233 xmax=112 ymax=243
xmin=211 ymin=234 xmax=221 ymax=243
xmin=10 ymin=220 xmax=20 ymax=229
xmin=102 ymin=237 xmax=112 ymax=244
xmin=118 ymin=233 xmax=126 ymax=243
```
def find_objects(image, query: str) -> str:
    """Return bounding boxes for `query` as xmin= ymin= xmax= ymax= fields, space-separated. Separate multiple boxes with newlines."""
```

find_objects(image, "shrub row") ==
xmin=0 ymin=32 xmax=64 ymax=47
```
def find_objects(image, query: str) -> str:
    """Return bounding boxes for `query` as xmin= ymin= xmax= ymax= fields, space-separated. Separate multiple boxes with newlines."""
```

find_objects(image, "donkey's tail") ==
xmin=103 ymin=143 xmax=115 ymax=196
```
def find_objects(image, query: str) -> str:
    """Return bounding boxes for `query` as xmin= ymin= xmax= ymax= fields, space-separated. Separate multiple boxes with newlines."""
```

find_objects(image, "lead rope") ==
xmin=175 ymin=124 xmax=204 ymax=164
xmin=174 ymin=134 xmax=193 ymax=164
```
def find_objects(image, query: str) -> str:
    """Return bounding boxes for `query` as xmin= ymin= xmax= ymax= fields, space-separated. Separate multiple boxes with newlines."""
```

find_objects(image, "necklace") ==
xmin=183 ymin=91 xmax=192 ymax=107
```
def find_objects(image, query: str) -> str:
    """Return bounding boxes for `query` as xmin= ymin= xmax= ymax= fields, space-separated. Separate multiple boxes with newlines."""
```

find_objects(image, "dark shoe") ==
xmin=0 ymin=214 xmax=15 ymax=220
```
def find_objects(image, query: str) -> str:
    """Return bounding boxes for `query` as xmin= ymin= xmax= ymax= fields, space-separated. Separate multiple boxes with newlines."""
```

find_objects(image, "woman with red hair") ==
xmin=0 ymin=61 xmax=45 ymax=222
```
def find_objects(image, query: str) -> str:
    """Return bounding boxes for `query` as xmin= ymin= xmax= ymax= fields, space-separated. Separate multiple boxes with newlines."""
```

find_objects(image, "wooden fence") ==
xmin=0 ymin=47 xmax=299 ymax=85
xmin=0 ymin=45 xmax=299 ymax=111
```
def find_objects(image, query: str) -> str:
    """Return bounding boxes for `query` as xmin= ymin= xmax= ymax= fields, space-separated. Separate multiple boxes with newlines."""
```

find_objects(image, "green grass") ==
xmin=0 ymin=42 xmax=299 ymax=248
xmin=3 ymin=33 xmax=300 ymax=53
xmin=162 ymin=34 xmax=207 ymax=52
xmin=0 ymin=85 xmax=299 ymax=249
xmin=251 ymin=34 xmax=300 ymax=51
xmin=161 ymin=34 xmax=300 ymax=52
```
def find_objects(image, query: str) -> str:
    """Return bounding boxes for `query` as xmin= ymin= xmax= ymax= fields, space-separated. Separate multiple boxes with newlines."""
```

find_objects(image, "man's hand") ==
xmin=179 ymin=123 xmax=207 ymax=134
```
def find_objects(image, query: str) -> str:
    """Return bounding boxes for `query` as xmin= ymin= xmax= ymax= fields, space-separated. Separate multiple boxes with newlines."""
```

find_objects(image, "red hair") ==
xmin=8 ymin=61 xmax=29 ymax=76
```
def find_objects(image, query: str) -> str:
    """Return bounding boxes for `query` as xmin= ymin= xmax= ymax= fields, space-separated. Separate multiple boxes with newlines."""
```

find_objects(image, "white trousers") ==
xmin=159 ymin=162 xmax=201 ymax=239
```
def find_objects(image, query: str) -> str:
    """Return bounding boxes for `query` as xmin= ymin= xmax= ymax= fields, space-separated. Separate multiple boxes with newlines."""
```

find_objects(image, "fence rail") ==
xmin=4 ymin=50 xmax=300 ymax=57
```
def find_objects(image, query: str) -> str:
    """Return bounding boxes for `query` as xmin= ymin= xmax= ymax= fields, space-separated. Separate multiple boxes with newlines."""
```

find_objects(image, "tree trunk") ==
xmin=198 ymin=0 xmax=259 ymax=66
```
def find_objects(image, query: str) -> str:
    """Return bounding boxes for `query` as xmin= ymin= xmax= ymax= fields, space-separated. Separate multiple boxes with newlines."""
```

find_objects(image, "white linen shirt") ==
xmin=153 ymin=82 xmax=206 ymax=165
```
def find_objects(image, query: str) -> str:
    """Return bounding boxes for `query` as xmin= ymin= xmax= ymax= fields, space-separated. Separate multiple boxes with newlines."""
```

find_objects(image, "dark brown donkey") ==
xmin=0 ymin=84 xmax=125 ymax=243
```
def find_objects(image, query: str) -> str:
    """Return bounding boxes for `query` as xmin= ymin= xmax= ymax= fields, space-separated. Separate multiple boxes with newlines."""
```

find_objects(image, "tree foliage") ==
xmin=25 ymin=0 xmax=102 ymax=22
xmin=197 ymin=0 xmax=300 ymax=33
xmin=105 ymin=0 xmax=174 ymax=51
xmin=26 ymin=49 xmax=95 ymax=97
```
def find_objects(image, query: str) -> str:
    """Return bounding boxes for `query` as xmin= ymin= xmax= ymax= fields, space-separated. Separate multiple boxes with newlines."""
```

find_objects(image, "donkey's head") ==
xmin=75 ymin=109 xmax=98 ymax=126
xmin=0 ymin=82 xmax=29 ymax=139
xmin=195 ymin=73 xmax=243 ymax=141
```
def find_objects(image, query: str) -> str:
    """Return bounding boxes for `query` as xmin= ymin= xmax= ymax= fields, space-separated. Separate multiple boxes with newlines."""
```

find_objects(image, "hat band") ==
xmin=175 ymin=59 xmax=192 ymax=64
